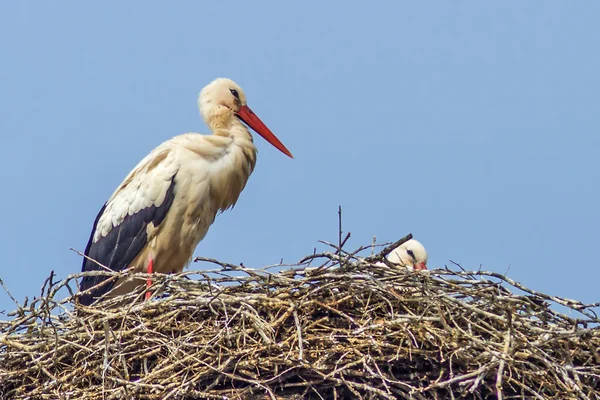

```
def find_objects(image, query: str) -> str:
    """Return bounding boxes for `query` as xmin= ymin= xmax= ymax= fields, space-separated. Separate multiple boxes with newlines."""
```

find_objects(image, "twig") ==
xmin=293 ymin=310 xmax=303 ymax=361
xmin=338 ymin=205 xmax=343 ymax=255
xmin=0 ymin=278 xmax=22 ymax=312
xmin=365 ymin=233 xmax=413 ymax=262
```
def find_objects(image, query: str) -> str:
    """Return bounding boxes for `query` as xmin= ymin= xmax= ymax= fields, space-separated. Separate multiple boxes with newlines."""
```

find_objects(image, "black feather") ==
xmin=79 ymin=176 xmax=177 ymax=305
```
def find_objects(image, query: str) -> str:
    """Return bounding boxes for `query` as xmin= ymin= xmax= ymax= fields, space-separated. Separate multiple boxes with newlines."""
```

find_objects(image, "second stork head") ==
xmin=386 ymin=239 xmax=428 ymax=271
xmin=198 ymin=78 xmax=293 ymax=158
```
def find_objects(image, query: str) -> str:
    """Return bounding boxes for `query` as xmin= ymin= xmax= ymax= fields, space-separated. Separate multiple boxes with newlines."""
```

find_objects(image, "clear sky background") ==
xmin=1 ymin=2 xmax=598 ymax=314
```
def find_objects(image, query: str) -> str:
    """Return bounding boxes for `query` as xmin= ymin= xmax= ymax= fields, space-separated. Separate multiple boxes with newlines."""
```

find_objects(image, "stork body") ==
xmin=79 ymin=78 xmax=292 ymax=305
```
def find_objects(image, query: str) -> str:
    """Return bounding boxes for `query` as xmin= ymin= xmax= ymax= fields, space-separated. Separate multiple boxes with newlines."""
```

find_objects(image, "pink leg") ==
xmin=145 ymin=258 xmax=154 ymax=300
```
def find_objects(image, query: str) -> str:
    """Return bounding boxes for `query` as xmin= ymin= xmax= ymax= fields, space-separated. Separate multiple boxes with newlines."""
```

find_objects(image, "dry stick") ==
xmin=371 ymin=235 xmax=377 ymax=256
xmin=338 ymin=205 xmax=343 ymax=255
xmin=495 ymin=314 xmax=513 ymax=400
xmin=293 ymin=310 xmax=304 ymax=361
xmin=334 ymin=206 xmax=352 ymax=270
xmin=448 ymin=260 xmax=478 ymax=280
xmin=70 ymin=247 xmax=114 ymax=273
xmin=365 ymin=233 xmax=414 ymax=262
xmin=0 ymin=277 xmax=23 ymax=312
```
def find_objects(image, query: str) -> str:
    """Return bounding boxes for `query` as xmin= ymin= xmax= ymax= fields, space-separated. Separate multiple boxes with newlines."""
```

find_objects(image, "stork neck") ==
xmin=212 ymin=117 xmax=254 ymax=143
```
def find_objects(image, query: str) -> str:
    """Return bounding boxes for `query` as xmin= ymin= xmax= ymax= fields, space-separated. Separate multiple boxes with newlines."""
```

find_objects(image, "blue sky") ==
xmin=1 ymin=2 xmax=598 ymax=314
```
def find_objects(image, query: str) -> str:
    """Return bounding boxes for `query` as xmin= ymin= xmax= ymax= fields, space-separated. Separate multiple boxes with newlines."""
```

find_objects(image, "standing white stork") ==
xmin=79 ymin=78 xmax=293 ymax=306
xmin=379 ymin=239 xmax=428 ymax=271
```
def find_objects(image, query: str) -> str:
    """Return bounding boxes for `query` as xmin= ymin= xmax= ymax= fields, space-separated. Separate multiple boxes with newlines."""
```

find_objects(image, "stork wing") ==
xmin=79 ymin=147 xmax=179 ymax=305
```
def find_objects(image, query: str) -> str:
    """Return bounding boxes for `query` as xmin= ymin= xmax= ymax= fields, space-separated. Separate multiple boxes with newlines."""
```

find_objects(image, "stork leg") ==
xmin=145 ymin=258 xmax=154 ymax=300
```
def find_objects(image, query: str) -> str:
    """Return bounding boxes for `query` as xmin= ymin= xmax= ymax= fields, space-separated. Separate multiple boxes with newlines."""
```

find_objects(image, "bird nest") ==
xmin=1 ymin=235 xmax=599 ymax=399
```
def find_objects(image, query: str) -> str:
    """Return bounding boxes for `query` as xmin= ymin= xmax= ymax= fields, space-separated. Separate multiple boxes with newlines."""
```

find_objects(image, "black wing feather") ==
xmin=79 ymin=176 xmax=177 ymax=305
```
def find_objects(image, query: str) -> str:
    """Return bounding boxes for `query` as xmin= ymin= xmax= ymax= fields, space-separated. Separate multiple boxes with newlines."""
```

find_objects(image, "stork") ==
xmin=379 ymin=239 xmax=428 ymax=271
xmin=79 ymin=78 xmax=293 ymax=306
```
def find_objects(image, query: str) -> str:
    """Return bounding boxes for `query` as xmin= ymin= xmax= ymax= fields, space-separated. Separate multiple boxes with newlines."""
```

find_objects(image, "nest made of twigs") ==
xmin=1 ymin=236 xmax=599 ymax=400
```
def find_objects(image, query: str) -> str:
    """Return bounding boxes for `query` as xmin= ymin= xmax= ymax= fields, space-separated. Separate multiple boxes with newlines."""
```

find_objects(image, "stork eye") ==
xmin=407 ymin=249 xmax=416 ymax=261
xmin=230 ymin=89 xmax=240 ymax=99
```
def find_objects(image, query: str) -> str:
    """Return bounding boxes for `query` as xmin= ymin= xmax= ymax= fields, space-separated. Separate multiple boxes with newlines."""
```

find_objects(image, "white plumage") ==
xmin=79 ymin=78 xmax=292 ymax=305
xmin=95 ymin=148 xmax=178 ymax=241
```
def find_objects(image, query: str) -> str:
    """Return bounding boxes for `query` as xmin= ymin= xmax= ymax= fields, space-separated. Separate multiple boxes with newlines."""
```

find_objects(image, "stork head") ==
xmin=386 ymin=239 xmax=428 ymax=271
xmin=198 ymin=78 xmax=293 ymax=158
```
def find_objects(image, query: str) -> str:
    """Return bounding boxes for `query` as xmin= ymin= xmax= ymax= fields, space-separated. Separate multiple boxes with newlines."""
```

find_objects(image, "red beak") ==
xmin=414 ymin=262 xmax=428 ymax=271
xmin=237 ymin=105 xmax=293 ymax=158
